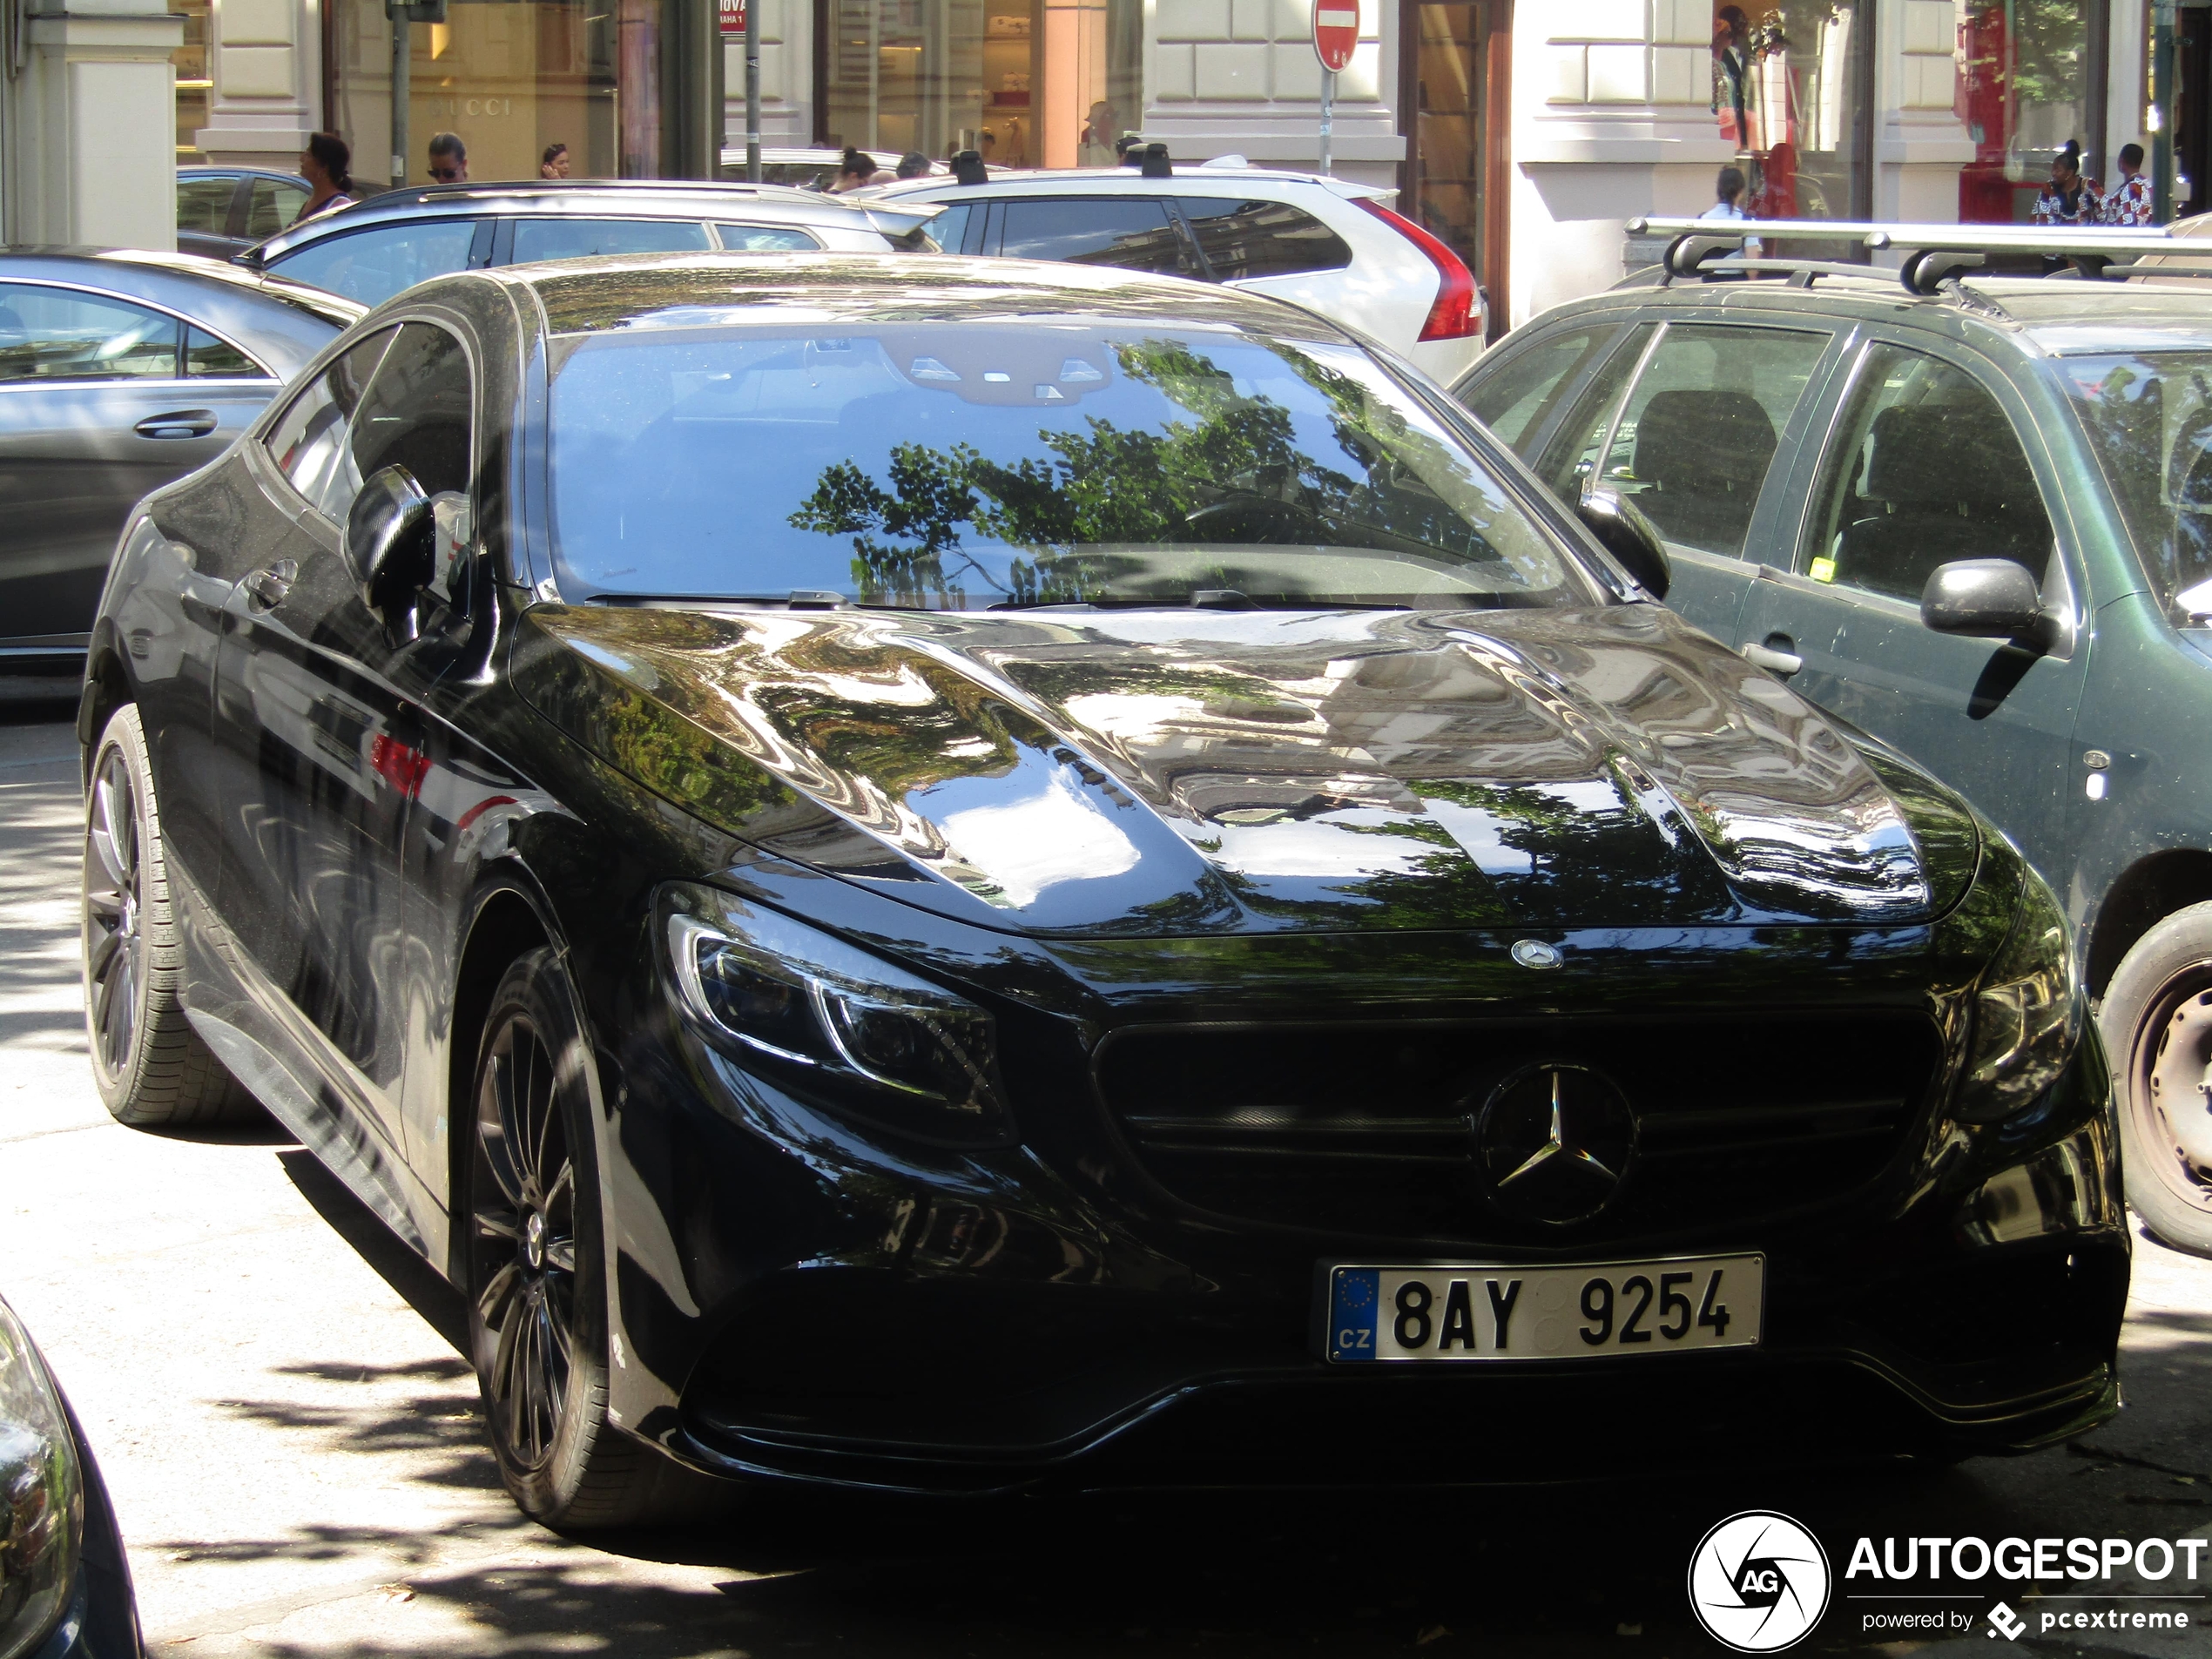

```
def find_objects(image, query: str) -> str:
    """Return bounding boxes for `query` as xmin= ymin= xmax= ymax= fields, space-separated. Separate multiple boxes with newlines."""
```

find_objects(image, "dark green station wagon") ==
xmin=1454 ymin=260 xmax=2212 ymax=1253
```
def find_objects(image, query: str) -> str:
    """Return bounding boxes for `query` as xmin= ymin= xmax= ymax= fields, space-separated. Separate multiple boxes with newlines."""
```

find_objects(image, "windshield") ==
xmin=2060 ymin=350 xmax=2212 ymax=624
xmin=546 ymin=319 xmax=1593 ymax=610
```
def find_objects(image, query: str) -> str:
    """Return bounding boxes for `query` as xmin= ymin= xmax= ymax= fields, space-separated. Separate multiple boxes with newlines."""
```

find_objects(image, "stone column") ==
xmin=1146 ymin=0 xmax=1402 ymax=187
xmin=8 ymin=0 xmax=185 ymax=249
xmin=1874 ymin=0 xmax=1971 ymax=219
xmin=195 ymin=0 xmax=320 ymax=170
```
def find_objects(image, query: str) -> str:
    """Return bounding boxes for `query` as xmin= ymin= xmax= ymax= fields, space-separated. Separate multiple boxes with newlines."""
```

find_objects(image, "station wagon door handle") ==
xmin=1741 ymin=639 xmax=1804 ymax=677
xmin=242 ymin=560 xmax=298 ymax=609
xmin=134 ymin=410 xmax=219 ymax=440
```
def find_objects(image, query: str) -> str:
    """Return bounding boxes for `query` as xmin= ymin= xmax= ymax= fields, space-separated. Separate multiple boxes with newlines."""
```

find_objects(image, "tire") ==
xmin=83 ymin=705 xmax=257 ymax=1127
xmin=2101 ymin=900 xmax=2212 ymax=1257
xmin=465 ymin=948 xmax=733 ymax=1529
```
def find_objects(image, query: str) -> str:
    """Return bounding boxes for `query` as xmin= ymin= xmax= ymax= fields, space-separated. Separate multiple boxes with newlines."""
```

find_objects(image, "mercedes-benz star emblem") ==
xmin=1510 ymin=938 xmax=1562 ymax=969
xmin=1474 ymin=1062 xmax=1638 ymax=1224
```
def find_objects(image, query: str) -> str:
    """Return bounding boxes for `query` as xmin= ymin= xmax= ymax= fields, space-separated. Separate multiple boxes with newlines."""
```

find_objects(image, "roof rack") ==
xmin=1624 ymin=217 xmax=2191 ymax=300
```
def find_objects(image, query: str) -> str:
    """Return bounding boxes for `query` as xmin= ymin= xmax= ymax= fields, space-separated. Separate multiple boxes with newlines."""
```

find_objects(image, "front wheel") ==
xmin=2101 ymin=900 xmax=2212 ymax=1257
xmin=466 ymin=948 xmax=732 ymax=1528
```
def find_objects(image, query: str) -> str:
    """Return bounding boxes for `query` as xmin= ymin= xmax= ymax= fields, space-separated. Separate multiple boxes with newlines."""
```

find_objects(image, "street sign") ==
xmin=1312 ymin=0 xmax=1356 ymax=71
xmin=720 ymin=0 xmax=745 ymax=36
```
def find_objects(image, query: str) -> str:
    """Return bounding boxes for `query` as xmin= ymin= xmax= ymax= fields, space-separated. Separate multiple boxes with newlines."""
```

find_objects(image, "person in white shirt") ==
xmin=1699 ymin=165 xmax=1764 ymax=260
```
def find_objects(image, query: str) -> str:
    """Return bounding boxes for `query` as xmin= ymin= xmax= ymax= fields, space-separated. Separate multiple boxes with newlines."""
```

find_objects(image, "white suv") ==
xmin=864 ymin=164 xmax=1485 ymax=385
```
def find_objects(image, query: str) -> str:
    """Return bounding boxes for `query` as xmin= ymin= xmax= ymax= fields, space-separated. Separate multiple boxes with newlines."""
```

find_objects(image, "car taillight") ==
xmin=1355 ymin=198 xmax=1480 ymax=342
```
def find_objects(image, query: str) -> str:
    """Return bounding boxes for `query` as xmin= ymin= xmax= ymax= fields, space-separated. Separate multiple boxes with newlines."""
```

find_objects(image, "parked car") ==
xmin=83 ymin=252 xmax=2121 ymax=1523
xmin=0 ymin=251 xmax=359 ymax=671
xmin=863 ymin=163 xmax=1487 ymax=386
xmin=717 ymin=145 xmax=942 ymax=188
xmin=1451 ymin=252 xmax=2212 ymax=1253
xmin=235 ymin=179 xmax=947 ymax=308
xmin=176 ymin=165 xmax=312 ymax=259
xmin=0 ymin=1292 xmax=144 ymax=1658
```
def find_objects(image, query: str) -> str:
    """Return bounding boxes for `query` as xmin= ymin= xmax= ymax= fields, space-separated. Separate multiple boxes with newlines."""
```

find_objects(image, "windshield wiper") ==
xmin=985 ymin=594 xmax=1414 ymax=613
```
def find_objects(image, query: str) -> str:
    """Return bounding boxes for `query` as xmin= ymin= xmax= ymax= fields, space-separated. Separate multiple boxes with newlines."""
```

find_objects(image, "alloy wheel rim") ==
xmin=83 ymin=746 xmax=145 ymax=1080
xmin=472 ymin=1014 xmax=578 ymax=1473
xmin=2135 ymin=968 xmax=2212 ymax=1213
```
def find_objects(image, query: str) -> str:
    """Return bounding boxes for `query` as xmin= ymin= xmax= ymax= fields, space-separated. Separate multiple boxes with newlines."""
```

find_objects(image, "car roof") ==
xmin=248 ymin=179 xmax=943 ymax=263
xmin=1530 ymin=267 xmax=2212 ymax=363
xmin=476 ymin=249 xmax=1358 ymax=341
xmin=0 ymin=247 xmax=363 ymax=374
xmin=863 ymin=165 xmax=1389 ymax=202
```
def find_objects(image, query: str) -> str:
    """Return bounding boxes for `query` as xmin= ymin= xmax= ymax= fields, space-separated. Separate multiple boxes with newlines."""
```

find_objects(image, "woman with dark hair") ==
xmin=295 ymin=132 xmax=354 ymax=224
xmin=2033 ymin=140 xmax=2103 ymax=226
xmin=829 ymin=148 xmax=873 ymax=192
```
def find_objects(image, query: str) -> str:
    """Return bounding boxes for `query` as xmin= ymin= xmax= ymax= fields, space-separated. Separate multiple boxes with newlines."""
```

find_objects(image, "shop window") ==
xmin=1958 ymin=0 xmax=2094 ymax=221
xmin=1710 ymin=0 xmax=1871 ymax=232
xmin=1177 ymin=199 xmax=1352 ymax=281
xmin=172 ymin=0 xmax=210 ymax=165
xmin=819 ymin=0 xmax=1138 ymax=172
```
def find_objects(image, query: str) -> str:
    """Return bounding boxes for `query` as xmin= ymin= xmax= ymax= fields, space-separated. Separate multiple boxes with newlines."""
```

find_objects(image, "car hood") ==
xmin=514 ymin=601 xmax=1978 ymax=938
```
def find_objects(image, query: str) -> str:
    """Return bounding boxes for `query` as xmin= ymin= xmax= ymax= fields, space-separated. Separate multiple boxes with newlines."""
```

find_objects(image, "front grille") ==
xmin=1096 ymin=1014 xmax=1945 ymax=1242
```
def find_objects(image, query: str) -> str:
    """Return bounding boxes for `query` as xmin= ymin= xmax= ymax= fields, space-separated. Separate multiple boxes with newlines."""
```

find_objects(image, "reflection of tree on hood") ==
xmin=789 ymin=337 xmax=1480 ymax=607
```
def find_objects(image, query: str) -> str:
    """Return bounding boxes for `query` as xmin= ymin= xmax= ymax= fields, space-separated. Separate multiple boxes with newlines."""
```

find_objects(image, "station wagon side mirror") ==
xmin=345 ymin=465 xmax=436 ymax=624
xmin=1919 ymin=558 xmax=2047 ymax=644
xmin=1575 ymin=484 xmax=1672 ymax=602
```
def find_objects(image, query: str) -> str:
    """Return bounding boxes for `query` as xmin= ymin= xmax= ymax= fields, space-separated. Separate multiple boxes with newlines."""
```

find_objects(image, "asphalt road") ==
xmin=4 ymin=699 xmax=2212 ymax=1659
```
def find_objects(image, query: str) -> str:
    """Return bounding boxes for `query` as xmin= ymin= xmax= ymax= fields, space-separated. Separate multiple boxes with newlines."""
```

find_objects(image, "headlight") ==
xmin=1956 ymin=872 xmax=2082 ymax=1123
xmin=0 ymin=1298 xmax=80 ymax=1659
xmin=662 ymin=887 xmax=1014 ymax=1147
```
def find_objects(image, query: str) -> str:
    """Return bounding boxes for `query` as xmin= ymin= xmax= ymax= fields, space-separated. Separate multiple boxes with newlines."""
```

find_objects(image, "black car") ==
xmin=81 ymin=253 xmax=2123 ymax=1523
xmin=1451 ymin=245 xmax=2212 ymax=1255
xmin=176 ymin=166 xmax=312 ymax=259
xmin=236 ymin=180 xmax=946 ymax=308
xmin=0 ymin=1294 xmax=143 ymax=1658
xmin=0 ymin=252 xmax=360 ymax=671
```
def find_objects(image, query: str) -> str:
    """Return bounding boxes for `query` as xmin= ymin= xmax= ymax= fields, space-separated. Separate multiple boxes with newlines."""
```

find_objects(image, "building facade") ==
xmin=172 ymin=0 xmax=2153 ymax=325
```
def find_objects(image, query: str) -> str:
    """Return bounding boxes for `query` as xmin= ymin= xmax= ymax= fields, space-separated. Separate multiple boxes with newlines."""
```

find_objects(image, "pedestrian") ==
xmin=540 ymin=142 xmax=570 ymax=179
xmin=428 ymin=132 xmax=469 ymax=185
xmin=895 ymin=151 xmax=930 ymax=179
xmin=2032 ymin=139 xmax=2101 ymax=226
xmin=2105 ymin=141 xmax=2154 ymax=226
xmin=828 ymin=147 xmax=873 ymax=192
xmin=294 ymin=131 xmax=355 ymax=223
xmin=1699 ymin=162 xmax=1763 ymax=260
xmin=1116 ymin=132 xmax=1143 ymax=166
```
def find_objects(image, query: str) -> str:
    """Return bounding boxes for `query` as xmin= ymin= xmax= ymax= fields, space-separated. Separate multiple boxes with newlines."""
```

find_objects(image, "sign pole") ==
xmin=745 ymin=0 xmax=760 ymax=182
xmin=388 ymin=0 xmax=409 ymax=185
xmin=1319 ymin=66 xmax=1333 ymax=177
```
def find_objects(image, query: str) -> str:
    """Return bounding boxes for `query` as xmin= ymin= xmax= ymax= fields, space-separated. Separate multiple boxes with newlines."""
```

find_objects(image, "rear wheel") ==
xmin=466 ymin=948 xmax=732 ymax=1528
xmin=82 ymin=705 xmax=255 ymax=1127
xmin=2101 ymin=900 xmax=2212 ymax=1257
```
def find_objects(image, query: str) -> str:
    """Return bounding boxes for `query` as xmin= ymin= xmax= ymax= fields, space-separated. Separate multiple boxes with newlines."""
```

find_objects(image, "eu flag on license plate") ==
xmin=1328 ymin=1268 xmax=1379 ymax=1361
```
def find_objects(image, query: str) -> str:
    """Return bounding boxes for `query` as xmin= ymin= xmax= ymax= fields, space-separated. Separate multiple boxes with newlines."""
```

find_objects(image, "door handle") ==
xmin=242 ymin=559 xmax=297 ymax=609
xmin=1741 ymin=637 xmax=1804 ymax=676
xmin=134 ymin=409 xmax=219 ymax=440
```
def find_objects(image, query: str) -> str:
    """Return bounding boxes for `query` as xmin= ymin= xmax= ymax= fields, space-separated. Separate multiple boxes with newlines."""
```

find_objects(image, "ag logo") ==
xmin=1687 ymin=1511 xmax=1831 ymax=1652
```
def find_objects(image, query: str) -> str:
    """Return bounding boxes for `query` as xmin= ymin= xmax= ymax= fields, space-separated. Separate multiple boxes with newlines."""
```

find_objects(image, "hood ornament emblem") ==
xmin=1511 ymin=939 xmax=1562 ymax=969
xmin=1474 ymin=1063 xmax=1638 ymax=1225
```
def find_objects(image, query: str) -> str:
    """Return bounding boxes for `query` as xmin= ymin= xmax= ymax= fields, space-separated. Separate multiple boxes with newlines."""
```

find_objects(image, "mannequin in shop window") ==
xmin=1711 ymin=6 xmax=1751 ymax=148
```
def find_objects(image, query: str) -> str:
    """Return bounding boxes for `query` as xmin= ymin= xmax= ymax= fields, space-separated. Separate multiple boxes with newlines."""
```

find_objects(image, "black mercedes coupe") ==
xmin=78 ymin=253 xmax=2124 ymax=1526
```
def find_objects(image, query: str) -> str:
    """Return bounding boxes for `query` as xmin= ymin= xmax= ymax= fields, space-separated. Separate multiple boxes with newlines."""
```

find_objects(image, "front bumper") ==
xmin=601 ymin=992 xmax=2128 ymax=1495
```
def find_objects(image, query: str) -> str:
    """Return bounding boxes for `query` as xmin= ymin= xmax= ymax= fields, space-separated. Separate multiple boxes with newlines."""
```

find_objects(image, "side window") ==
xmin=509 ymin=219 xmax=713 ymax=262
xmin=710 ymin=223 xmax=820 ymax=252
xmin=1597 ymin=323 xmax=1831 ymax=557
xmin=1804 ymin=344 xmax=2054 ymax=603
xmin=349 ymin=322 xmax=473 ymax=502
xmin=1177 ymin=197 xmax=1352 ymax=280
xmin=1460 ymin=326 xmax=1622 ymax=454
xmin=267 ymin=220 xmax=481 ymax=307
xmin=996 ymin=199 xmax=1186 ymax=273
xmin=246 ymin=178 xmax=309 ymax=239
xmin=178 ymin=175 xmax=238 ymax=236
xmin=1529 ymin=322 xmax=1657 ymax=500
xmin=921 ymin=202 xmax=972 ymax=253
xmin=264 ymin=327 xmax=399 ymax=519
xmin=185 ymin=326 xmax=267 ymax=379
xmin=0 ymin=284 xmax=179 ymax=382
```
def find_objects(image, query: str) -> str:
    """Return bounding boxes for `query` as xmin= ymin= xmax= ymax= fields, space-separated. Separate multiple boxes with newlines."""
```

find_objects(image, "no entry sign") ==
xmin=1312 ymin=0 xmax=1356 ymax=71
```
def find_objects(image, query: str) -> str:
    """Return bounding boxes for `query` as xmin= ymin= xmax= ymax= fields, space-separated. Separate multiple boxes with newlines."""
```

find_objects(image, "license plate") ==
xmin=1323 ymin=1254 xmax=1764 ymax=1362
